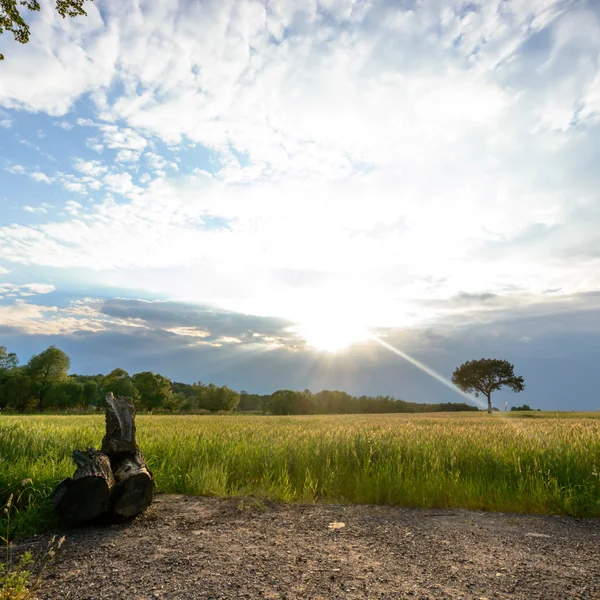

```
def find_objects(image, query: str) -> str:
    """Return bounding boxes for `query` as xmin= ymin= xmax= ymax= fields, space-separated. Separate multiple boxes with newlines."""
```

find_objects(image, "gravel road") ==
xmin=22 ymin=494 xmax=600 ymax=599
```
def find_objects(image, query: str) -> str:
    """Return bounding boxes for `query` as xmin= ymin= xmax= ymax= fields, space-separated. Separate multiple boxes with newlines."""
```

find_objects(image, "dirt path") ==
xmin=23 ymin=495 xmax=600 ymax=599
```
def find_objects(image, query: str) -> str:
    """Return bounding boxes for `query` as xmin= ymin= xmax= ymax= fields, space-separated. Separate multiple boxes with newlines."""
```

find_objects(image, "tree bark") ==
xmin=51 ymin=448 xmax=114 ymax=523
xmin=102 ymin=392 xmax=154 ymax=519
xmin=111 ymin=449 xmax=154 ymax=518
xmin=101 ymin=393 xmax=138 ymax=455
xmin=487 ymin=393 xmax=492 ymax=414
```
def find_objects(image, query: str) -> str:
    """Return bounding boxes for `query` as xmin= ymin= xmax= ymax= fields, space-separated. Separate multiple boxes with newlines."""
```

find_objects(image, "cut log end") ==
xmin=52 ymin=476 xmax=112 ymax=524
xmin=112 ymin=473 xmax=154 ymax=518
xmin=111 ymin=449 xmax=154 ymax=518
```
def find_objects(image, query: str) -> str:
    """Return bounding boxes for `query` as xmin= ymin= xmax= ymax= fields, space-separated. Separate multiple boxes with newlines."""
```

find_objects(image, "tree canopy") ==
xmin=451 ymin=358 xmax=525 ymax=414
xmin=0 ymin=345 xmax=18 ymax=371
xmin=132 ymin=371 xmax=173 ymax=412
xmin=0 ymin=0 xmax=92 ymax=60
xmin=26 ymin=345 xmax=70 ymax=410
xmin=0 ymin=342 xmax=486 ymax=414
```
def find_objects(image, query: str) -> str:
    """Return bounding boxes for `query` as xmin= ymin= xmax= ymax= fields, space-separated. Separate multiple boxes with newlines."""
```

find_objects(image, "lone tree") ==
xmin=27 ymin=345 xmax=70 ymax=410
xmin=451 ymin=358 xmax=524 ymax=414
xmin=0 ymin=0 xmax=93 ymax=60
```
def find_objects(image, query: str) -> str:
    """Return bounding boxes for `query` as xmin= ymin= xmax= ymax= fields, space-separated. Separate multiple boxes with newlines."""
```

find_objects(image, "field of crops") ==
xmin=1 ymin=412 xmax=599 ymax=537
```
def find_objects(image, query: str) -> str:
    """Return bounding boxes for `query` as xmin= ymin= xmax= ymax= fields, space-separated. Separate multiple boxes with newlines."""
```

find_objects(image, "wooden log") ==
xmin=101 ymin=393 xmax=137 ymax=456
xmin=111 ymin=449 xmax=154 ymax=518
xmin=51 ymin=393 xmax=154 ymax=523
xmin=51 ymin=448 xmax=114 ymax=524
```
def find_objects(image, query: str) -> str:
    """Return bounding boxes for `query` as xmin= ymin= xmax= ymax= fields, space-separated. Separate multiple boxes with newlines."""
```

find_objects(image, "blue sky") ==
xmin=1 ymin=0 xmax=600 ymax=410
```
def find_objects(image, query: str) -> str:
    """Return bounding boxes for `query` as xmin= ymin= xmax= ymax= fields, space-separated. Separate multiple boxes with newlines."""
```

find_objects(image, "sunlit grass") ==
xmin=1 ymin=412 xmax=599 ymax=537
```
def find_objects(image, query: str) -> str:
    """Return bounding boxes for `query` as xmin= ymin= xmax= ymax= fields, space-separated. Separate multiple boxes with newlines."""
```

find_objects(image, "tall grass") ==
xmin=1 ymin=412 xmax=599 ymax=537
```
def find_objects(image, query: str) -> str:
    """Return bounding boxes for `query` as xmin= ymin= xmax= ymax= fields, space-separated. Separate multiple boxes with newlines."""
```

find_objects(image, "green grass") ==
xmin=1 ymin=412 xmax=599 ymax=538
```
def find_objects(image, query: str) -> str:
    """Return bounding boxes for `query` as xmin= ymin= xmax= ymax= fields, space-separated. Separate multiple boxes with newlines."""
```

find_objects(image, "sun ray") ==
xmin=370 ymin=334 xmax=486 ymax=410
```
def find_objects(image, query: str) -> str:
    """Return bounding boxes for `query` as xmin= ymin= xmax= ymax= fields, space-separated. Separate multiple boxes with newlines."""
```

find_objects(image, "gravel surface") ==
xmin=20 ymin=494 xmax=600 ymax=599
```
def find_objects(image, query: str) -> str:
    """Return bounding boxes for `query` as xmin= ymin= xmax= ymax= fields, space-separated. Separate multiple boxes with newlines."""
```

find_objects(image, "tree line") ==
xmin=0 ymin=344 xmax=479 ymax=414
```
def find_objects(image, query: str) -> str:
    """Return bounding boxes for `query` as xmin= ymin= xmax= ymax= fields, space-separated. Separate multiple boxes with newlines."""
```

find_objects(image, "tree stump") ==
xmin=51 ymin=393 xmax=153 ymax=524
xmin=101 ymin=393 xmax=154 ymax=517
xmin=51 ymin=448 xmax=115 ymax=524
xmin=101 ymin=392 xmax=138 ymax=455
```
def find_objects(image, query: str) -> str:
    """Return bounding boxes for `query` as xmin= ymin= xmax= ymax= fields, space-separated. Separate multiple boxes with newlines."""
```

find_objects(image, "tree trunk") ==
xmin=101 ymin=393 xmax=138 ymax=455
xmin=51 ymin=448 xmax=114 ymax=523
xmin=487 ymin=393 xmax=492 ymax=414
xmin=111 ymin=449 xmax=154 ymax=518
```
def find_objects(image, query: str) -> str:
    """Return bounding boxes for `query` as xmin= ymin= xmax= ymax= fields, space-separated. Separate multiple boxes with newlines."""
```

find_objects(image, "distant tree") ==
xmin=164 ymin=392 xmax=186 ymax=412
xmin=0 ymin=0 xmax=93 ymax=60
xmin=511 ymin=404 xmax=532 ymax=412
xmin=314 ymin=390 xmax=353 ymax=414
xmin=268 ymin=389 xmax=312 ymax=415
xmin=237 ymin=391 xmax=269 ymax=412
xmin=0 ymin=345 xmax=21 ymax=410
xmin=451 ymin=358 xmax=525 ymax=414
xmin=179 ymin=394 xmax=196 ymax=412
xmin=27 ymin=345 xmax=70 ymax=410
xmin=47 ymin=378 xmax=84 ymax=409
xmin=101 ymin=368 xmax=139 ymax=402
xmin=170 ymin=381 xmax=196 ymax=399
xmin=197 ymin=383 xmax=240 ymax=412
xmin=1 ymin=372 xmax=33 ymax=412
xmin=82 ymin=380 xmax=97 ymax=408
xmin=0 ymin=345 xmax=18 ymax=371
xmin=132 ymin=371 xmax=172 ymax=412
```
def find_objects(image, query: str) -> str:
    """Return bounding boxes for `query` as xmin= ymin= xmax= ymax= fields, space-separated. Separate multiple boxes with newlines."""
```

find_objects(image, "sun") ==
xmin=291 ymin=318 xmax=370 ymax=353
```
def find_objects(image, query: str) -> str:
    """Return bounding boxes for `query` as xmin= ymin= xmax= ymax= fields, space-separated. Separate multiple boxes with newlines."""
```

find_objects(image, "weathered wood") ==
xmin=51 ymin=393 xmax=153 ymax=523
xmin=111 ymin=449 xmax=154 ymax=518
xmin=51 ymin=448 xmax=115 ymax=523
xmin=101 ymin=393 xmax=137 ymax=456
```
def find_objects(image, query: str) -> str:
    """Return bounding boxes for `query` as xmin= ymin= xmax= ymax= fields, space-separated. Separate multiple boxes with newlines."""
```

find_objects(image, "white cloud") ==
xmin=0 ymin=267 xmax=9 ymax=275
xmin=0 ymin=302 xmax=55 ymax=328
xmin=65 ymin=200 xmax=83 ymax=215
xmin=6 ymin=164 xmax=25 ymax=174
xmin=21 ymin=283 xmax=56 ymax=294
xmin=63 ymin=181 xmax=88 ymax=194
xmin=0 ymin=0 xmax=599 ymax=331
xmin=0 ymin=119 xmax=12 ymax=128
xmin=99 ymin=125 xmax=147 ymax=151
xmin=144 ymin=152 xmax=167 ymax=172
xmin=86 ymin=137 xmax=104 ymax=153
xmin=103 ymin=172 xmax=139 ymax=196
xmin=0 ymin=282 xmax=55 ymax=300
xmin=30 ymin=171 xmax=53 ymax=184
xmin=0 ymin=2 xmax=117 ymax=115
xmin=116 ymin=149 xmax=141 ymax=163
xmin=0 ymin=163 xmax=597 ymax=332
xmin=0 ymin=296 xmax=147 ymax=335
xmin=73 ymin=158 xmax=107 ymax=177
xmin=23 ymin=205 xmax=48 ymax=214
xmin=167 ymin=327 xmax=210 ymax=338
xmin=53 ymin=120 xmax=74 ymax=130
xmin=22 ymin=202 xmax=54 ymax=214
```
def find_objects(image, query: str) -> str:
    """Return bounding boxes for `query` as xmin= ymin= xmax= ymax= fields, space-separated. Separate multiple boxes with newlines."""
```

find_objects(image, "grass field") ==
xmin=1 ymin=412 xmax=599 ymax=537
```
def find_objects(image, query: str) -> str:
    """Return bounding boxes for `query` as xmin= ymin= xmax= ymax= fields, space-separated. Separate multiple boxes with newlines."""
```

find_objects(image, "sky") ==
xmin=0 ymin=0 xmax=599 ymax=410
